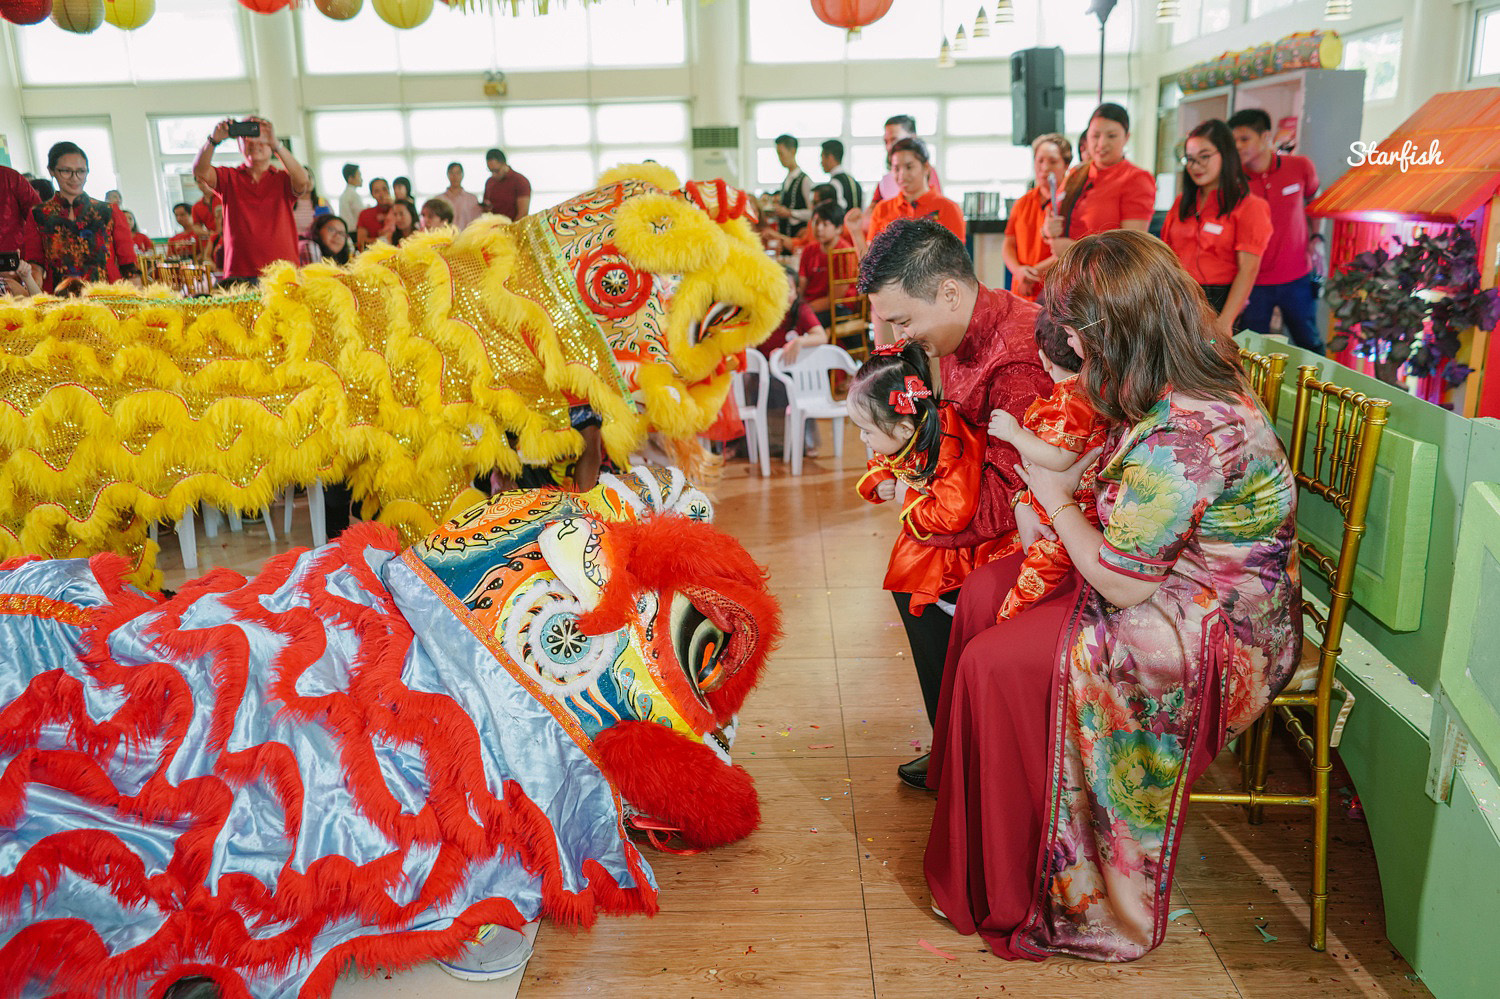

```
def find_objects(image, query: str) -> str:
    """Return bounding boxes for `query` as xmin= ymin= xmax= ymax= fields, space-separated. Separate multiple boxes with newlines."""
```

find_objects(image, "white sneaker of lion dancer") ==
xmin=435 ymin=921 xmax=539 ymax=982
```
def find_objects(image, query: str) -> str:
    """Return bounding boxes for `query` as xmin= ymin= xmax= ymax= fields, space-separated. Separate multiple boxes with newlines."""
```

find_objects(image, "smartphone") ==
xmin=0 ymin=252 xmax=19 ymax=272
xmin=227 ymin=120 xmax=261 ymax=138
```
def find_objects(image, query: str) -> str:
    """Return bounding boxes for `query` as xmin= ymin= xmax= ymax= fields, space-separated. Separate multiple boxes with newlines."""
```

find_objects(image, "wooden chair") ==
xmin=1191 ymin=363 xmax=1389 ymax=951
xmin=827 ymin=246 xmax=870 ymax=362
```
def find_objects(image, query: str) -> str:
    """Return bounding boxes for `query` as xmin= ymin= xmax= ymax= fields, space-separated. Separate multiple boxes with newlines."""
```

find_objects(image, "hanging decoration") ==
xmin=1324 ymin=0 xmax=1351 ymax=19
xmin=314 ymin=0 xmax=361 ymax=17
xmin=1177 ymin=29 xmax=1343 ymax=93
xmin=937 ymin=36 xmax=954 ymax=67
xmin=994 ymin=0 xmax=1012 ymax=24
xmin=51 ymin=0 xmax=102 ymax=32
xmin=372 ymin=0 xmax=432 ymax=28
xmin=239 ymin=0 xmax=295 ymax=12
xmin=972 ymin=5 xmax=988 ymax=38
xmin=0 ymin=0 xmax=52 ymax=25
xmin=102 ymin=0 xmax=153 ymax=29
xmin=810 ymin=0 xmax=895 ymax=40
xmin=1155 ymin=0 xmax=1179 ymax=22
xmin=953 ymin=22 xmax=967 ymax=50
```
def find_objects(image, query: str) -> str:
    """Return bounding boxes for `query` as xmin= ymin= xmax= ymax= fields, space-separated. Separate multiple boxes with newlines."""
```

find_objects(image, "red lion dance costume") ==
xmin=0 ymin=467 xmax=778 ymax=997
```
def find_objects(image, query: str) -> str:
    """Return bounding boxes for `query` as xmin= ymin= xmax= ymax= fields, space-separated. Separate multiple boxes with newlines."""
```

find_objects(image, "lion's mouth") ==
xmin=688 ymin=301 xmax=747 ymax=346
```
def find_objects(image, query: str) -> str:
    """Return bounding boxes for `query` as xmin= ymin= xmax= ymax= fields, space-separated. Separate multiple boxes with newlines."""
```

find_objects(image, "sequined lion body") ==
xmin=0 ymin=164 xmax=784 ymax=586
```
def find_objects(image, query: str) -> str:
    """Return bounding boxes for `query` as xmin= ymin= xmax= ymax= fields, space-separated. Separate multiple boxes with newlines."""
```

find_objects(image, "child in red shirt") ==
xmin=798 ymin=202 xmax=853 ymax=326
xmin=850 ymin=340 xmax=1009 ymax=742
xmin=986 ymin=314 xmax=1110 ymax=621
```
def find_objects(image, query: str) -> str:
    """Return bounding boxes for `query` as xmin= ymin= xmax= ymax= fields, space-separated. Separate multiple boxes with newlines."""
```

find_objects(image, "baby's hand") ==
xmin=875 ymin=479 xmax=896 ymax=501
xmin=988 ymin=409 xmax=1019 ymax=441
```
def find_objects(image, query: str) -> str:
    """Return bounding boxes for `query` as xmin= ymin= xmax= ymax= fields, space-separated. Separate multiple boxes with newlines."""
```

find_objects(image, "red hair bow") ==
xmin=889 ymin=375 xmax=932 ymax=415
xmin=872 ymin=339 xmax=910 ymax=357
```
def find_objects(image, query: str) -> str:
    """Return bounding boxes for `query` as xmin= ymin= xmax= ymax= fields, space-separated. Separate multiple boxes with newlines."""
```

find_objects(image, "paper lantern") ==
xmin=0 ymin=0 xmax=53 ymax=25
xmin=51 ymin=0 xmax=102 ymax=32
xmin=372 ymin=0 xmax=432 ymax=28
xmin=809 ymin=0 xmax=894 ymax=39
xmin=103 ymin=0 xmax=152 ymax=29
xmin=239 ymin=0 xmax=293 ymax=13
xmin=313 ymin=0 xmax=361 ymax=18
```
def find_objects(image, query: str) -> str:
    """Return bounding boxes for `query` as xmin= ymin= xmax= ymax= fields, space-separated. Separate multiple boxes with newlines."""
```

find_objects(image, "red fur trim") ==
xmin=148 ymin=965 xmax=251 ymax=999
xmin=575 ymin=515 xmax=781 ymax=723
xmin=593 ymin=722 xmax=760 ymax=849
xmin=0 ymin=521 xmax=660 ymax=998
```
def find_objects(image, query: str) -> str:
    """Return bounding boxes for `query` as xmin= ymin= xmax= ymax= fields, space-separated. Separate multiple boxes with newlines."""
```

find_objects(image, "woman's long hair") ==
xmin=1178 ymin=119 xmax=1250 ymax=222
xmin=1042 ymin=230 xmax=1246 ymax=424
xmin=847 ymin=339 xmax=944 ymax=481
xmin=311 ymin=214 xmax=351 ymax=265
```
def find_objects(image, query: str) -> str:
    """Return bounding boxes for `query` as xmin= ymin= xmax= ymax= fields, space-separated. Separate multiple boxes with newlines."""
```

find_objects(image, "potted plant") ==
xmin=1324 ymin=224 xmax=1500 ymax=393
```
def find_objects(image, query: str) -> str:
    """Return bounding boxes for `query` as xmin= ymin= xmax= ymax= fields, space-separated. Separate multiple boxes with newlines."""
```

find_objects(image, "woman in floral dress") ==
xmin=924 ymin=229 xmax=1300 ymax=962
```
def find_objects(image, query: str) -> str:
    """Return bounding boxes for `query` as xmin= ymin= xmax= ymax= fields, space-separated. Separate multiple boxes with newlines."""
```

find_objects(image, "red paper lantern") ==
xmin=238 ymin=0 xmax=294 ymax=13
xmin=0 ymin=0 xmax=52 ymax=25
xmin=810 ymin=0 xmax=895 ymax=38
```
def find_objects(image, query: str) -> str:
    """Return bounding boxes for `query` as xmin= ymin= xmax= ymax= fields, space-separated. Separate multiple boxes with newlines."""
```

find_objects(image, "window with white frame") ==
xmin=1344 ymin=23 xmax=1403 ymax=102
xmin=28 ymin=121 xmax=119 ymax=201
xmin=1477 ymin=7 xmax=1500 ymax=78
xmin=750 ymin=93 xmax=1131 ymax=212
xmin=151 ymin=116 xmax=249 ymax=236
xmin=298 ymin=0 xmax=683 ymax=76
xmin=307 ymin=103 xmax=690 ymax=215
xmin=14 ymin=0 xmax=246 ymax=86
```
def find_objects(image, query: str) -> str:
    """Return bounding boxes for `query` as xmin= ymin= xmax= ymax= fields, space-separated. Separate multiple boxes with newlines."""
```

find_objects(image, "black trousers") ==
xmin=892 ymin=589 xmax=959 ymax=729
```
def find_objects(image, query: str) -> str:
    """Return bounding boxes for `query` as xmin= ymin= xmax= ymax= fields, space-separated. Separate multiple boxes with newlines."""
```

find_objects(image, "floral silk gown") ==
xmin=927 ymin=390 xmax=1300 ymax=962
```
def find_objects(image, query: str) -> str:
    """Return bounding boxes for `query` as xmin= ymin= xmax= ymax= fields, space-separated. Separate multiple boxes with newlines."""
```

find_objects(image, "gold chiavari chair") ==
xmin=827 ymin=246 xmax=870 ymax=363
xmin=1238 ymin=347 xmax=1288 ymax=422
xmin=1191 ymin=363 xmax=1389 ymax=952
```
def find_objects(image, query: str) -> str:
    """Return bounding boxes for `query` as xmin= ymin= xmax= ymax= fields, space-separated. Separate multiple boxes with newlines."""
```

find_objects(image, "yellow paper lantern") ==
xmin=103 ymin=0 xmax=153 ymax=30
xmin=51 ymin=0 xmax=103 ymax=32
xmin=314 ymin=0 xmax=363 ymax=18
xmin=372 ymin=0 xmax=432 ymax=29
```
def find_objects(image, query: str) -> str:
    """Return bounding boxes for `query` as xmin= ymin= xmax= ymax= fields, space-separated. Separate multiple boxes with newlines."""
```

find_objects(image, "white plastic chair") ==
xmin=731 ymin=351 xmax=771 ymax=477
xmin=280 ymin=479 xmax=328 ymax=548
xmin=770 ymin=344 xmax=859 ymax=476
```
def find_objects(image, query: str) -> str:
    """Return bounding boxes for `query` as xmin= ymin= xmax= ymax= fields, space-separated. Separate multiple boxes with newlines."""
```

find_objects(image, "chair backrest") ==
xmin=1238 ymin=347 xmax=1289 ymax=422
xmin=732 ymin=349 xmax=770 ymax=413
xmin=828 ymin=246 xmax=871 ymax=361
xmin=1287 ymin=363 xmax=1390 ymax=681
xmin=770 ymin=344 xmax=859 ymax=408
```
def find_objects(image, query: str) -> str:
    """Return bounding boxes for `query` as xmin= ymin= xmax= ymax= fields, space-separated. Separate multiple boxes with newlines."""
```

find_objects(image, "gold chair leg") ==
xmin=1247 ymin=710 xmax=1275 ymax=825
xmin=1310 ymin=696 xmax=1332 ymax=951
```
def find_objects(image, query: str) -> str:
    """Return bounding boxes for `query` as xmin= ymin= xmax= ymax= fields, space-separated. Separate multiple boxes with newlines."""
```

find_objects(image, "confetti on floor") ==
xmin=918 ymin=939 xmax=958 ymax=960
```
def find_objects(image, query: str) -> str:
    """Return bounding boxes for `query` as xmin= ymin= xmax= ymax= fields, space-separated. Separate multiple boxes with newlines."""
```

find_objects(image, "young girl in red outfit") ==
xmin=850 ymin=340 xmax=1008 ymax=787
xmin=986 ymin=315 xmax=1110 ymax=622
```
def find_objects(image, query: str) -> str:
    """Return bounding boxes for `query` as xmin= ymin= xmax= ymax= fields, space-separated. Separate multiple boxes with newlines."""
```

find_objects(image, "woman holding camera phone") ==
xmin=193 ymin=116 xmax=310 ymax=287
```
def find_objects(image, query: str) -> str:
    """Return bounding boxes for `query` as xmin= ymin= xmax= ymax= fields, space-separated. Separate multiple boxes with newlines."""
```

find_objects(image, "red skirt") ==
xmin=923 ymin=552 xmax=1077 ymax=960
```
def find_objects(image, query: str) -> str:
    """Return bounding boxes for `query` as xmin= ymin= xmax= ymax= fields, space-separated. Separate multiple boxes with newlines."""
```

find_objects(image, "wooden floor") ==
xmin=159 ymin=428 xmax=1434 ymax=999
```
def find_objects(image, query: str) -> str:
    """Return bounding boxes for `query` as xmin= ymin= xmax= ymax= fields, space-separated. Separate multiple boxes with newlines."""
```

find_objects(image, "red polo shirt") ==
xmin=1064 ymin=157 xmax=1157 ymax=239
xmin=216 ymin=164 xmax=297 ymax=279
xmin=926 ymin=283 xmax=1053 ymax=548
xmin=1161 ymin=189 xmax=1273 ymax=285
xmin=0 ymin=166 xmax=40 ymax=254
xmin=483 ymin=169 xmax=532 ymax=219
xmin=798 ymin=234 xmax=853 ymax=303
xmin=867 ymin=190 xmax=966 ymax=245
xmin=1244 ymin=152 xmax=1319 ymax=285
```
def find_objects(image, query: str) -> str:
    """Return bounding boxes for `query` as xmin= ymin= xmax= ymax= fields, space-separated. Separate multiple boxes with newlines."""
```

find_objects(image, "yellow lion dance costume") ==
xmin=0 ymin=164 xmax=785 ymax=586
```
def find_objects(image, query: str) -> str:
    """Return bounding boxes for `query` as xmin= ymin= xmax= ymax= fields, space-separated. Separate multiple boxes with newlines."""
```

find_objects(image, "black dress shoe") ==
xmin=898 ymin=752 xmax=934 ymax=791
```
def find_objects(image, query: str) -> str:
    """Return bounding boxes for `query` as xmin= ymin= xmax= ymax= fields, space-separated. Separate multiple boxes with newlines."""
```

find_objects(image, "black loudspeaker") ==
xmin=1011 ymin=46 xmax=1066 ymax=146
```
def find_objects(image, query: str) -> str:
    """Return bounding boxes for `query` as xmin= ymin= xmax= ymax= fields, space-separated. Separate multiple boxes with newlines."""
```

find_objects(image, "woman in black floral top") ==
xmin=22 ymin=141 xmax=137 ymax=293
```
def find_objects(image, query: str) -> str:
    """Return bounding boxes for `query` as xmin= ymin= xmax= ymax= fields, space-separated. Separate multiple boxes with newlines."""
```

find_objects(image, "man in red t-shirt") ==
xmin=858 ymin=218 xmax=1052 ymax=787
xmin=193 ymin=116 xmax=309 ymax=286
xmin=0 ymin=164 xmax=41 ymax=259
xmin=1229 ymin=108 xmax=1323 ymax=354
xmin=482 ymin=148 xmax=531 ymax=220
xmin=356 ymin=178 xmax=393 ymax=251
